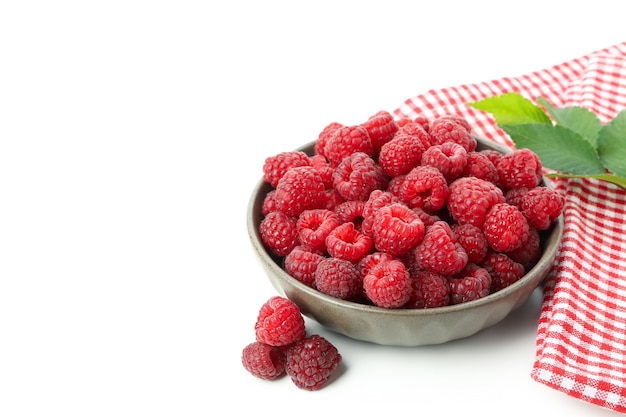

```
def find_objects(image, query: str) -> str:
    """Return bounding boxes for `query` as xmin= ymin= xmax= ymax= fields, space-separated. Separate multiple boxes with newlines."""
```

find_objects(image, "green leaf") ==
xmin=546 ymin=172 xmax=626 ymax=190
xmin=597 ymin=109 xmax=626 ymax=177
xmin=469 ymin=92 xmax=551 ymax=125
xmin=500 ymin=123 xmax=606 ymax=175
xmin=536 ymin=97 xmax=602 ymax=147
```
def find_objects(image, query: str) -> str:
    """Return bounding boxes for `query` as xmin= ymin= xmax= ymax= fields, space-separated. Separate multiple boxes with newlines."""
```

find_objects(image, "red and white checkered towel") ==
xmin=395 ymin=42 xmax=626 ymax=414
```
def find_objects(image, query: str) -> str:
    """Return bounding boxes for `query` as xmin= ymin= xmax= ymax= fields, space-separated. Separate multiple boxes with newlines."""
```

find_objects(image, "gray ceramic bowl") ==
xmin=247 ymin=138 xmax=563 ymax=346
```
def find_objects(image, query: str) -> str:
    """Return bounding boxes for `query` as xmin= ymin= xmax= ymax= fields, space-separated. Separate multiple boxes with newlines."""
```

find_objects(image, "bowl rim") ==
xmin=246 ymin=137 xmax=564 ymax=317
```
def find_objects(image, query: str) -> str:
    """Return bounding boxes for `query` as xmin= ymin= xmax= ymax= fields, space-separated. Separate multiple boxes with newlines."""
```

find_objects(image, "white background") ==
xmin=1 ymin=1 xmax=625 ymax=415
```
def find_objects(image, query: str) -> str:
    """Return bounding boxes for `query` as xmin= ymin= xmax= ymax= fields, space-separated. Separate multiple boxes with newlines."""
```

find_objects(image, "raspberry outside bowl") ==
xmin=247 ymin=138 xmax=563 ymax=346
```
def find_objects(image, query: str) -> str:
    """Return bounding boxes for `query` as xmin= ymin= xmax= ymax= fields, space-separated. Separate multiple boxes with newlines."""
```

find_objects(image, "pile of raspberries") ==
xmin=242 ymin=296 xmax=342 ymax=390
xmin=258 ymin=110 xmax=565 ymax=310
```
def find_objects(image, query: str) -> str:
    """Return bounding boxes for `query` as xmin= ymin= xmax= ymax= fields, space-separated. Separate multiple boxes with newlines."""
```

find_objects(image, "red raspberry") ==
xmin=321 ymin=188 xmax=344 ymax=211
xmin=241 ymin=341 xmax=285 ymax=381
xmin=261 ymin=190 xmax=278 ymax=216
xmin=285 ymin=334 xmax=342 ymax=391
xmin=356 ymin=251 xmax=396 ymax=278
xmin=378 ymin=133 xmax=425 ymax=177
xmin=482 ymin=203 xmax=529 ymax=252
xmin=396 ymin=122 xmax=432 ymax=149
xmin=255 ymin=296 xmax=306 ymax=347
xmin=406 ymin=270 xmax=450 ymax=309
xmin=507 ymin=226 xmax=541 ymax=270
xmin=412 ymin=207 xmax=442 ymax=226
xmin=332 ymin=152 xmax=386 ymax=201
xmin=399 ymin=165 xmax=449 ymax=213
xmin=259 ymin=211 xmax=299 ymax=257
xmin=361 ymin=110 xmax=399 ymax=156
xmin=451 ymin=223 xmax=488 ymax=264
xmin=333 ymin=199 xmax=365 ymax=227
xmin=297 ymin=209 xmax=340 ymax=252
xmin=315 ymin=257 xmax=362 ymax=300
xmin=447 ymin=176 xmax=505 ymax=228
xmin=481 ymin=251 xmax=525 ymax=292
xmin=479 ymin=149 xmax=504 ymax=167
xmin=432 ymin=114 xmax=472 ymax=133
xmin=309 ymin=154 xmax=334 ymax=189
xmin=386 ymin=174 xmax=406 ymax=197
xmin=325 ymin=221 xmax=373 ymax=263
xmin=461 ymin=151 xmax=499 ymax=184
xmin=421 ymin=142 xmax=468 ymax=182
xmin=274 ymin=166 xmax=327 ymax=217
xmin=324 ymin=125 xmax=373 ymax=167
xmin=496 ymin=148 xmax=543 ymax=190
xmin=372 ymin=203 xmax=425 ymax=256
xmin=284 ymin=246 xmax=325 ymax=287
xmin=520 ymin=187 xmax=565 ymax=230
xmin=315 ymin=122 xmax=343 ymax=157
xmin=504 ymin=187 xmax=530 ymax=210
xmin=361 ymin=190 xmax=402 ymax=236
xmin=448 ymin=264 xmax=491 ymax=304
xmin=412 ymin=114 xmax=431 ymax=132
xmin=263 ymin=151 xmax=312 ymax=188
xmin=429 ymin=116 xmax=476 ymax=152
xmin=414 ymin=221 xmax=468 ymax=276
xmin=363 ymin=259 xmax=412 ymax=308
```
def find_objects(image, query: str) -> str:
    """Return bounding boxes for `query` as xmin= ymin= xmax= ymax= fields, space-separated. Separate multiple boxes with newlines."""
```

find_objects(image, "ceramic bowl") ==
xmin=247 ymin=138 xmax=563 ymax=346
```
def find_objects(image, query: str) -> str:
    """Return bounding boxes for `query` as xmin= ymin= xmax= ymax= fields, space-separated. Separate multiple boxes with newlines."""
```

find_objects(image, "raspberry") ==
xmin=363 ymin=259 xmax=412 ymax=308
xmin=506 ymin=226 xmax=541 ymax=270
xmin=479 ymin=149 xmax=504 ymax=167
xmin=496 ymin=148 xmax=543 ymax=190
xmin=285 ymin=334 xmax=342 ymax=391
xmin=259 ymin=211 xmax=299 ymax=257
xmin=255 ymin=296 xmax=306 ymax=347
xmin=378 ymin=133 xmax=425 ymax=177
xmin=284 ymin=246 xmax=325 ymax=287
xmin=333 ymin=199 xmax=365 ymax=227
xmin=451 ymin=223 xmax=488 ymax=264
xmin=421 ymin=142 xmax=468 ymax=182
xmin=356 ymin=251 xmax=396 ymax=278
xmin=315 ymin=122 xmax=343 ymax=157
xmin=324 ymin=124 xmax=373 ymax=167
xmin=461 ymin=151 xmax=499 ymax=184
xmin=504 ymin=187 xmax=530 ymax=210
xmin=399 ymin=165 xmax=449 ymax=213
xmin=332 ymin=152 xmax=386 ymax=201
xmin=414 ymin=221 xmax=468 ymax=276
xmin=481 ymin=251 xmax=525 ymax=292
xmin=412 ymin=207 xmax=442 ymax=226
xmin=321 ymin=188 xmax=344 ymax=211
xmin=406 ymin=270 xmax=450 ymax=309
xmin=372 ymin=203 xmax=425 ymax=256
xmin=386 ymin=174 xmax=406 ymax=197
xmin=448 ymin=264 xmax=491 ymax=304
xmin=429 ymin=116 xmax=476 ymax=152
xmin=274 ymin=166 xmax=326 ymax=217
xmin=261 ymin=190 xmax=278 ymax=216
xmin=309 ymin=154 xmax=334 ymax=188
xmin=241 ymin=341 xmax=285 ymax=380
xmin=325 ymin=221 xmax=373 ymax=263
xmin=296 ymin=209 xmax=340 ymax=253
xmin=447 ymin=176 xmax=505 ymax=228
xmin=263 ymin=151 xmax=312 ymax=188
xmin=315 ymin=257 xmax=361 ymax=300
xmin=520 ymin=187 xmax=565 ymax=230
xmin=482 ymin=203 xmax=529 ymax=252
xmin=396 ymin=122 xmax=432 ymax=149
xmin=432 ymin=114 xmax=472 ymax=133
xmin=361 ymin=110 xmax=399 ymax=156
xmin=412 ymin=114 xmax=431 ymax=132
xmin=361 ymin=190 xmax=402 ymax=236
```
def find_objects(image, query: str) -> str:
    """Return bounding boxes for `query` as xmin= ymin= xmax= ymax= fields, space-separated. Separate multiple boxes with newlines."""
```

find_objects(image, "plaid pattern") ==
xmin=394 ymin=42 xmax=626 ymax=414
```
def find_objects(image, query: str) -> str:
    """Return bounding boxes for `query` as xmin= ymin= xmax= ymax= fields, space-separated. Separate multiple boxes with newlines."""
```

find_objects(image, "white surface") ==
xmin=1 ymin=1 xmax=624 ymax=415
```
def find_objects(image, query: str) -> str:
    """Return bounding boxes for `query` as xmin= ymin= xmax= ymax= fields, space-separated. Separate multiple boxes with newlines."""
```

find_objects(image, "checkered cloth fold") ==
xmin=394 ymin=42 xmax=626 ymax=414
